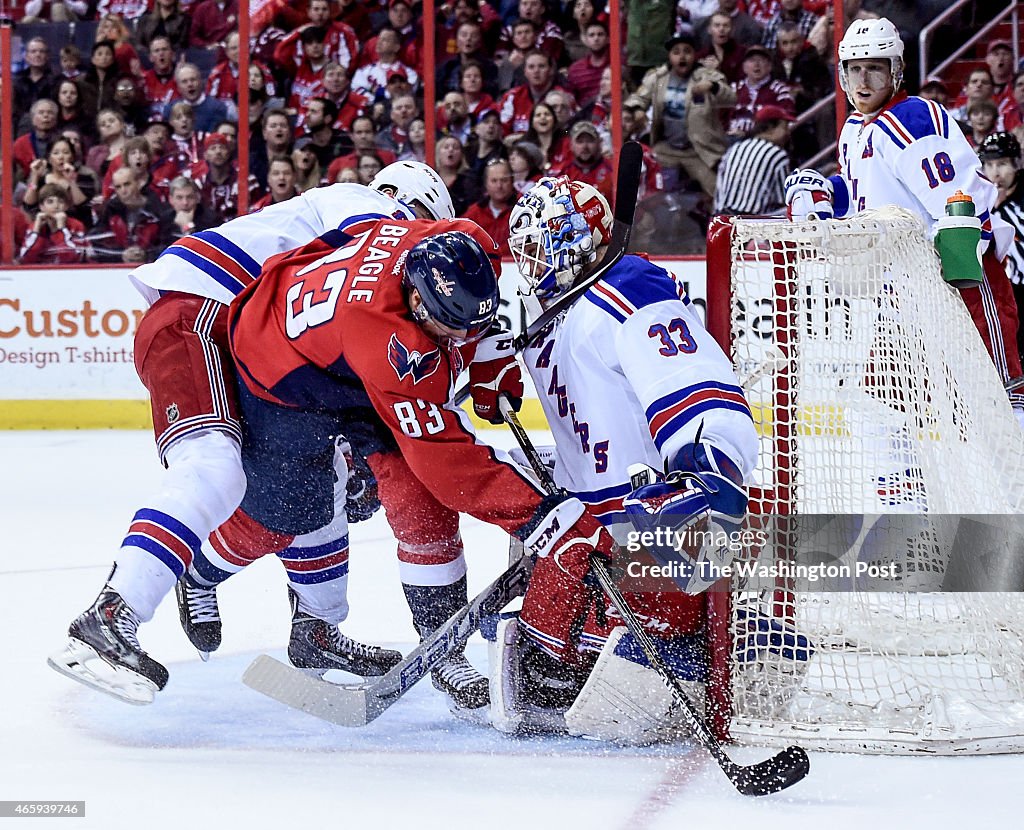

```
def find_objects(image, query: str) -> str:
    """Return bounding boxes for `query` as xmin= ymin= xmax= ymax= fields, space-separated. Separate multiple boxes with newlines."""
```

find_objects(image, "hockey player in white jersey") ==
xmin=48 ymin=163 xmax=458 ymax=704
xmin=784 ymin=18 xmax=1024 ymax=423
xmin=489 ymin=176 xmax=759 ymax=742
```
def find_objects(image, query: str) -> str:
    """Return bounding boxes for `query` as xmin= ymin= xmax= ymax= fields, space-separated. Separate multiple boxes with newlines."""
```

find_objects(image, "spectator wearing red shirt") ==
xmin=986 ymin=41 xmax=1017 ymax=114
xmin=496 ymin=0 xmax=564 ymax=65
xmin=187 ymin=133 xmax=262 ymax=223
xmin=19 ymin=184 xmax=90 ymax=265
xmin=318 ymin=63 xmax=369 ymax=131
xmin=141 ymin=120 xmax=185 ymax=193
xmin=1003 ymin=72 xmax=1024 ymax=133
xmin=92 ymin=166 xmax=174 ymax=264
xmin=206 ymin=31 xmax=247 ymax=115
xmin=499 ymin=50 xmax=572 ymax=137
xmin=567 ymin=19 xmax=609 ymax=108
xmin=351 ymin=27 xmax=420 ymax=100
xmin=167 ymin=102 xmax=207 ymax=169
xmin=728 ymin=44 xmax=794 ymax=137
xmin=461 ymin=158 xmax=515 ymax=257
xmin=336 ymin=0 xmax=374 ymax=41
xmin=142 ymin=37 xmax=179 ymax=119
xmin=13 ymin=99 xmax=59 ymax=180
xmin=275 ymin=0 xmax=361 ymax=75
xmin=95 ymin=13 xmax=144 ymax=79
xmin=522 ymin=100 xmax=571 ymax=173
xmin=189 ymin=0 xmax=239 ymax=49
xmin=360 ymin=0 xmax=422 ymax=74
xmin=277 ymin=26 xmax=334 ymax=114
xmin=251 ymin=156 xmax=301 ymax=211
xmin=696 ymin=11 xmax=748 ymax=84
xmin=551 ymin=120 xmax=614 ymax=202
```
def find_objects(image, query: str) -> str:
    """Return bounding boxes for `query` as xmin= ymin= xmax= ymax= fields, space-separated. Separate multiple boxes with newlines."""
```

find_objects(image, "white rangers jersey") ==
xmin=129 ymin=184 xmax=413 ymax=306
xmin=830 ymin=93 xmax=1012 ymax=257
xmin=523 ymin=255 xmax=759 ymax=526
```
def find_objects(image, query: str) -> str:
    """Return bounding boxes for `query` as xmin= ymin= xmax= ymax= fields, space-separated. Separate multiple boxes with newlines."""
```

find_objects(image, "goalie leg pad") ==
xmin=487 ymin=615 xmax=576 ymax=735
xmin=565 ymin=627 xmax=705 ymax=746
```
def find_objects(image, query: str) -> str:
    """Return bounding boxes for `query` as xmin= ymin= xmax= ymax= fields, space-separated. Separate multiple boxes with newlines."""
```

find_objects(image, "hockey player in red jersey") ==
xmin=225 ymin=218 xmax=620 ymax=714
xmin=48 ymin=163 xmax=456 ymax=705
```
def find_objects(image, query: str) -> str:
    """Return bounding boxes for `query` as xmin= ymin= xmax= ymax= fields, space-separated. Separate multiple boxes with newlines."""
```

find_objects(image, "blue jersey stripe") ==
xmin=193 ymin=230 xmax=262 ymax=278
xmin=645 ymin=380 xmax=744 ymax=423
xmin=284 ymin=561 xmax=350 ymax=585
xmin=653 ymin=400 xmax=754 ymax=451
xmin=277 ymin=536 xmax=350 ymax=561
xmin=575 ymin=480 xmax=634 ymax=503
xmin=133 ymin=508 xmax=202 ymax=551
xmin=161 ymin=247 xmax=248 ymax=296
xmin=122 ymin=534 xmax=186 ymax=578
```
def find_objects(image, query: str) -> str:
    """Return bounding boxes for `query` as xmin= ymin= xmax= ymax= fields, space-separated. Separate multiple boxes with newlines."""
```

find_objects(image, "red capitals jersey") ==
xmin=228 ymin=217 xmax=547 ymax=536
xmin=142 ymin=69 xmax=177 ymax=119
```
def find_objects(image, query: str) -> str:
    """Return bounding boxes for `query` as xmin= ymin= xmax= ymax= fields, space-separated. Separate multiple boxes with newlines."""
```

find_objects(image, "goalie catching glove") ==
xmin=517 ymin=493 xmax=617 ymax=665
xmin=468 ymin=331 xmax=524 ymax=424
xmin=623 ymin=442 xmax=748 ymax=594
xmin=785 ymin=169 xmax=834 ymax=221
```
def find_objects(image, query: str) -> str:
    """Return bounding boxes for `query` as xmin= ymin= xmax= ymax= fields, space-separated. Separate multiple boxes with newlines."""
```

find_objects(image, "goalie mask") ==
xmin=837 ymin=17 xmax=905 ymax=98
xmin=509 ymin=176 xmax=612 ymax=301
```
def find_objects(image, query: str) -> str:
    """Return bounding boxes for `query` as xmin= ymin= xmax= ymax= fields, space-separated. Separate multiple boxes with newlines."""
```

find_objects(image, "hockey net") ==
xmin=703 ymin=208 xmax=1024 ymax=754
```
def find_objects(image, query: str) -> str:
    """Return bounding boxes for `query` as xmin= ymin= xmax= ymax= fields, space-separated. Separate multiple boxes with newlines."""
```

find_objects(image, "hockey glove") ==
xmin=518 ymin=493 xmax=617 ymax=664
xmin=623 ymin=443 xmax=748 ymax=594
xmin=338 ymin=440 xmax=380 ymax=523
xmin=469 ymin=331 xmax=524 ymax=424
xmin=785 ymin=169 xmax=834 ymax=222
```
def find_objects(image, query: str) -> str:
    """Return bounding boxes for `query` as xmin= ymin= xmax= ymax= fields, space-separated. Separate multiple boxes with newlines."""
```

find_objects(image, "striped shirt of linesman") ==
xmin=994 ymin=171 xmax=1024 ymax=286
xmin=713 ymin=105 xmax=795 ymax=215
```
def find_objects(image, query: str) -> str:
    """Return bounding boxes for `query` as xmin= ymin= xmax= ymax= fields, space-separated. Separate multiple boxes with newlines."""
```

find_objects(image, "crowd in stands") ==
xmin=0 ymin=0 xmax=1000 ymax=262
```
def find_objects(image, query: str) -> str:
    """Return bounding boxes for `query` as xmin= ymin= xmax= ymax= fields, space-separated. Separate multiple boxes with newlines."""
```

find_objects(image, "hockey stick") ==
xmin=242 ymin=553 xmax=533 ymax=726
xmin=496 ymin=397 xmax=810 ymax=796
xmin=453 ymin=141 xmax=644 ymax=409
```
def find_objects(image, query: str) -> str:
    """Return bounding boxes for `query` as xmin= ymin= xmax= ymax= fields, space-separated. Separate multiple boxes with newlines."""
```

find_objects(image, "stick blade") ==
xmin=242 ymin=654 xmax=378 ymax=727
xmin=730 ymin=745 xmax=810 ymax=796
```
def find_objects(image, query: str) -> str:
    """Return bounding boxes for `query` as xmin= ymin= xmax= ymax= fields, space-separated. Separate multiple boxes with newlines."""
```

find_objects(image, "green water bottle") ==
xmin=934 ymin=190 xmax=984 ymax=288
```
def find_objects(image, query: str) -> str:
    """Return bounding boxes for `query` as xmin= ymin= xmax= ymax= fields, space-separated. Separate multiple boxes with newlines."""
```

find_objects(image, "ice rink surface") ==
xmin=3 ymin=430 xmax=1022 ymax=829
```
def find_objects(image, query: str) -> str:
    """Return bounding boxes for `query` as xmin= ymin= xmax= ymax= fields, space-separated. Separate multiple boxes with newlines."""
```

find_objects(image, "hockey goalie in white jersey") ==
xmin=785 ymin=17 xmax=1024 ymax=421
xmin=489 ymin=176 xmax=759 ymax=743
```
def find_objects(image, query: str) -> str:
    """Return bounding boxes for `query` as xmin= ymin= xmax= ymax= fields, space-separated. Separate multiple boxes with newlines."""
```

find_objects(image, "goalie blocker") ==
xmin=489 ymin=441 xmax=748 ymax=744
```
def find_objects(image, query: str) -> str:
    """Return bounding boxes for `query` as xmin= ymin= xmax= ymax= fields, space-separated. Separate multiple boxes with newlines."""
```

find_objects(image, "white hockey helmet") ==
xmin=509 ymin=176 xmax=613 ymax=301
xmin=837 ymin=17 xmax=905 ymax=94
xmin=370 ymin=161 xmax=456 ymax=220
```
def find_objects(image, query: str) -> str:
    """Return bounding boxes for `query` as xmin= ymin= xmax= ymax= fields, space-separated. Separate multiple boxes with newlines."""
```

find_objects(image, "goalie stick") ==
xmin=242 ymin=553 xmax=533 ymax=726
xmin=495 ymin=397 xmax=810 ymax=797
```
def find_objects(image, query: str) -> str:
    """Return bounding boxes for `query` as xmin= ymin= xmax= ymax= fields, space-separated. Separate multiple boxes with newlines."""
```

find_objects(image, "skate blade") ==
xmin=196 ymin=649 xmax=210 ymax=663
xmin=47 ymin=639 xmax=159 ymax=706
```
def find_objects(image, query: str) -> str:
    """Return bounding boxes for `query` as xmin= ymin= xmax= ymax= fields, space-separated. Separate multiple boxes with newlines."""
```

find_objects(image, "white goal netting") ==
xmin=706 ymin=209 xmax=1024 ymax=754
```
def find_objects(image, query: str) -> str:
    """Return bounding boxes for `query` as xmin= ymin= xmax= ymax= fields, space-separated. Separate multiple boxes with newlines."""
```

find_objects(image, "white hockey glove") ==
xmin=785 ymin=169 xmax=834 ymax=222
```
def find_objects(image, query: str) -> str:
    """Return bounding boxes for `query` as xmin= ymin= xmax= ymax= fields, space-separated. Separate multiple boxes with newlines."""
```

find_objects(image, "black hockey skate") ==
xmin=287 ymin=589 xmax=402 ymax=677
xmin=431 ymin=655 xmax=490 ymax=710
xmin=175 ymin=572 xmax=221 ymax=660
xmin=47 ymin=587 xmax=169 ymax=705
